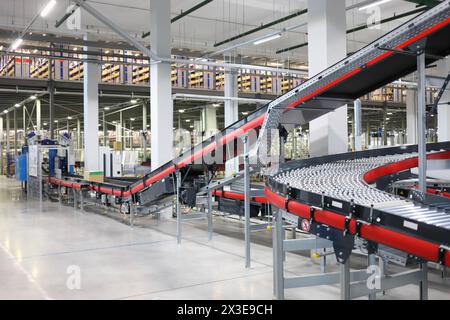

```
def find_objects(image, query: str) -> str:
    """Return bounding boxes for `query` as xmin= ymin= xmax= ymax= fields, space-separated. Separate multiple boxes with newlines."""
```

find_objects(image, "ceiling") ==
xmin=0 ymin=0 xmax=443 ymax=134
xmin=0 ymin=0 xmax=432 ymax=65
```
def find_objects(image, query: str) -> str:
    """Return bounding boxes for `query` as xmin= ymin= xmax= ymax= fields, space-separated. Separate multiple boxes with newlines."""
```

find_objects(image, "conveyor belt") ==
xmin=65 ymin=1 xmax=450 ymax=199
xmin=265 ymin=143 xmax=450 ymax=267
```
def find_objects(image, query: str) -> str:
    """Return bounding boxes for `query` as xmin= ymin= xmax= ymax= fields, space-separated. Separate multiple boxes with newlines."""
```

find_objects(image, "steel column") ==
xmin=103 ymin=112 xmax=107 ymax=147
xmin=340 ymin=260 xmax=351 ymax=300
xmin=243 ymin=136 xmax=251 ymax=268
xmin=417 ymin=52 xmax=427 ymax=194
xmin=368 ymin=254 xmax=377 ymax=300
xmin=206 ymin=171 xmax=213 ymax=241
xmin=23 ymin=106 xmax=26 ymax=134
xmin=48 ymin=83 xmax=55 ymax=139
xmin=77 ymin=118 xmax=81 ymax=149
xmin=354 ymin=99 xmax=362 ymax=151
xmin=273 ymin=208 xmax=284 ymax=300
xmin=36 ymin=99 xmax=41 ymax=133
xmin=176 ymin=170 xmax=182 ymax=244
xmin=13 ymin=108 xmax=17 ymax=156
xmin=420 ymin=262 xmax=428 ymax=300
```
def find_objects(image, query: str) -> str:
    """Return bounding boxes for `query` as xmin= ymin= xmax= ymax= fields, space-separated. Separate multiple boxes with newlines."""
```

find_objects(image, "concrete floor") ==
xmin=0 ymin=176 xmax=449 ymax=300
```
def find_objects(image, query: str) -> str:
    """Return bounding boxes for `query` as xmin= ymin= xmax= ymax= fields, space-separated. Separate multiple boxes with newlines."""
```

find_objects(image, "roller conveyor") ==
xmin=265 ymin=143 xmax=450 ymax=267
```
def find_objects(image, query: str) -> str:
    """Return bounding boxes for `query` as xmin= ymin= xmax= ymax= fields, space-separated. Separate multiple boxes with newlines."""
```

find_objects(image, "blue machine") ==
xmin=48 ymin=149 xmax=57 ymax=176
xmin=15 ymin=154 xmax=27 ymax=182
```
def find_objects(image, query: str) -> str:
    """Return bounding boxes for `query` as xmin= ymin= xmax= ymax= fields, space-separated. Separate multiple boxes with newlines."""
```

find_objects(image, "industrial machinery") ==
xmin=44 ymin=0 xmax=450 ymax=298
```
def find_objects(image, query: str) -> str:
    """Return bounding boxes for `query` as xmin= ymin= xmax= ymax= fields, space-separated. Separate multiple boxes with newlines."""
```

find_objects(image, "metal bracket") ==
xmin=438 ymin=245 xmax=449 ymax=265
xmin=333 ymin=232 xmax=355 ymax=264
xmin=343 ymin=216 xmax=352 ymax=237
xmin=309 ymin=207 xmax=316 ymax=225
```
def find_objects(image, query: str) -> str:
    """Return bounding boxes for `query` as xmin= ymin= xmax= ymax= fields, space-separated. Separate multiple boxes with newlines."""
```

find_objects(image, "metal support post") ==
xmin=273 ymin=208 xmax=285 ymax=300
xmin=243 ymin=136 xmax=251 ymax=268
xmin=73 ymin=188 xmax=77 ymax=209
xmin=49 ymin=82 xmax=55 ymax=139
xmin=13 ymin=108 xmax=17 ymax=156
xmin=58 ymin=184 xmax=62 ymax=204
xmin=129 ymin=202 xmax=134 ymax=228
xmin=103 ymin=112 xmax=107 ymax=147
xmin=354 ymin=99 xmax=362 ymax=151
xmin=79 ymin=190 xmax=84 ymax=211
xmin=206 ymin=172 xmax=213 ymax=241
xmin=23 ymin=106 xmax=26 ymax=134
xmin=176 ymin=170 xmax=182 ymax=244
xmin=419 ymin=262 xmax=428 ymax=300
xmin=340 ymin=260 xmax=351 ymax=300
xmin=368 ymin=254 xmax=377 ymax=300
xmin=417 ymin=52 xmax=427 ymax=194
xmin=320 ymin=248 xmax=327 ymax=273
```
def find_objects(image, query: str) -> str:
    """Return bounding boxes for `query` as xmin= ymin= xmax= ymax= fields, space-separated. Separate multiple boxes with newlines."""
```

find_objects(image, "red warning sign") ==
xmin=300 ymin=219 xmax=310 ymax=232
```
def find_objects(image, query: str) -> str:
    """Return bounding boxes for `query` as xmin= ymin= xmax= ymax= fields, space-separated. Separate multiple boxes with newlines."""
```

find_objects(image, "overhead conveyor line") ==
xmin=62 ymin=1 xmax=450 ymax=200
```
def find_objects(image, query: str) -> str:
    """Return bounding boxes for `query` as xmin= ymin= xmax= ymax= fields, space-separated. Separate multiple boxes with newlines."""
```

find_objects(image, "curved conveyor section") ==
xmin=265 ymin=144 xmax=450 ymax=267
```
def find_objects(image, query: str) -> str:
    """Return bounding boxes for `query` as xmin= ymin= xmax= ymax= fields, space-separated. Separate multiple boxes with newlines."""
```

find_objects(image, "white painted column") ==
xmin=0 ymin=116 xmax=3 ymax=143
xmin=224 ymin=66 xmax=239 ymax=176
xmin=83 ymin=34 xmax=100 ymax=172
xmin=36 ymin=99 xmax=41 ymax=134
xmin=308 ymin=0 xmax=348 ymax=156
xmin=150 ymin=0 xmax=173 ymax=170
xmin=406 ymin=89 xmax=418 ymax=144
xmin=437 ymin=58 xmax=450 ymax=142
xmin=354 ymin=99 xmax=362 ymax=151
xmin=202 ymin=106 xmax=218 ymax=139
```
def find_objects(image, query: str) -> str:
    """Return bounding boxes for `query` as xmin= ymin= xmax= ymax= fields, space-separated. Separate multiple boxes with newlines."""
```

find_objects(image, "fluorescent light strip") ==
xmin=358 ymin=0 xmax=391 ymax=11
xmin=11 ymin=38 xmax=23 ymax=50
xmin=40 ymin=0 xmax=57 ymax=18
xmin=253 ymin=34 xmax=281 ymax=46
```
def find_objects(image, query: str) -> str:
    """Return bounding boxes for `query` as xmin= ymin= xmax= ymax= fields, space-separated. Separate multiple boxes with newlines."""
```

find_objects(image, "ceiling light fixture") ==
xmin=179 ymin=109 xmax=185 ymax=113
xmin=15 ymin=103 xmax=21 ymax=108
xmin=358 ymin=0 xmax=391 ymax=11
xmin=11 ymin=38 xmax=23 ymax=50
xmin=130 ymin=99 xmax=138 ymax=104
xmin=40 ymin=0 xmax=57 ymax=18
xmin=253 ymin=34 xmax=281 ymax=46
xmin=30 ymin=95 xmax=37 ymax=100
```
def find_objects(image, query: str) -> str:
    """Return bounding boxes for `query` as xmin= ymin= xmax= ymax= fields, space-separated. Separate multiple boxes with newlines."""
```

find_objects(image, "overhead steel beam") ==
xmin=55 ymin=1 xmax=83 ymax=28
xmin=72 ymin=0 xmax=306 ymax=75
xmin=172 ymin=0 xmax=214 ymax=23
xmin=214 ymin=8 xmax=308 ymax=47
xmin=142 ymin=0 xmax=214 ymax=38
xmin=276 ymin=7 xmax=426 ymax=54
xmin=404 ymin=0 xmax=441 ymax=7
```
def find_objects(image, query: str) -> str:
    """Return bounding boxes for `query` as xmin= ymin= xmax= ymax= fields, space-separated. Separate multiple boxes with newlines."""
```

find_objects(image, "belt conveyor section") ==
xmin=57 ymin=2 xmax=450 ymax=200
xmin=48 ymin=177 xmax=90 ymax=190
xmin=265 ymin=142 xmax=450 ymax=267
